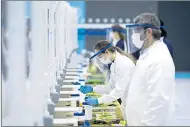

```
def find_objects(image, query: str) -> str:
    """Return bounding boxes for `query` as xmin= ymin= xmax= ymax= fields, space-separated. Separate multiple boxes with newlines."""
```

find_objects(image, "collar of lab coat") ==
xmin=160 ymin=37 xmax=164 ymax=41
xmin=139 ymin=40 xmax=162 ymax=60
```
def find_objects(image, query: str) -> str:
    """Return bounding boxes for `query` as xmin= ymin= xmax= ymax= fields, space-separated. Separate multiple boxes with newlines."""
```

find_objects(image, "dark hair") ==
xmin=152 ymin=29 xmax=162 ymax=40
xmin=94 ymin=40 xmax=136 ymax=64
xmin=111 ymin=24 xmax=125 ymax=40
xmin=160 ymin=19 xmax=167 ymax=38
xmin=142 ymin=24 xmax=161 ymax=40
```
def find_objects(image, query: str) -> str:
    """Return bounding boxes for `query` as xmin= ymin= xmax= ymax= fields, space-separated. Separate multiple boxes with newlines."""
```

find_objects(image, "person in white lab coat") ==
xmin=125 ymin=13 xmax=175 ymax=126
xmin=79 ymin=40 xmax=136 ymax=120
xmin=111 ymin=24 xmax=127 ymax=53
xmin=95 ymin=24 xmax=128 ymax=83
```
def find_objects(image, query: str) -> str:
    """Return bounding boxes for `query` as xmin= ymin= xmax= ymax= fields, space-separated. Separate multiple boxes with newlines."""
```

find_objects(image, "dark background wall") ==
xmin=85 ymin=1 xmax=158 ymax=51
xmin=86 ymin=1 xmax=158 ymax=19
xmin=158 ymin=1 xmax=190 ymax=71
xmin=85 ymin=1 xmax=190 ymax=71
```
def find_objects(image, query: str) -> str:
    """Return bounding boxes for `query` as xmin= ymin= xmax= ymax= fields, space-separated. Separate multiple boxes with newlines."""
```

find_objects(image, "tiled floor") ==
xmin=173 ymin=78 xmax=190 ymax=126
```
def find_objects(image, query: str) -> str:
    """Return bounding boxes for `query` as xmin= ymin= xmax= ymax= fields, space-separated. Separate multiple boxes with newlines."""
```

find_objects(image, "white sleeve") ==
xmin=93 ymin=84 xmax=112 ymax=95
xmin=140 ymin=63 xmax=175 ymax=126
xmin=94 ymin=69 xmax=115 ymax=95
xmin=98 ymin=63 xmax=135 ymax=104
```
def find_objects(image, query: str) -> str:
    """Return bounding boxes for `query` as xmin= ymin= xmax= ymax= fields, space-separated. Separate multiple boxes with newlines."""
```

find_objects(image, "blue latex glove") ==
xmin=85 ymin=96 xmax=91 ymax=100
xmin=85 ymin=97 xmax=99 ymax=106
xmin=79 ymin=85 xmax=93 ymax=94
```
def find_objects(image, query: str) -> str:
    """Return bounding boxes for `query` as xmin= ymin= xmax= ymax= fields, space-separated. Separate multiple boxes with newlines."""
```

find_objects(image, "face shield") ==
xmin=125 ymin=24 xmax=161 ymax=53
xmin=90 ymin=42 xmax=113 ymax=60
xmin=106 ymin=28 xmax=118 ymax=47
xmin=89 ymin=43 xmax=112 ymax=72
xmin=106 ymin=28 xmax=114 ymax=43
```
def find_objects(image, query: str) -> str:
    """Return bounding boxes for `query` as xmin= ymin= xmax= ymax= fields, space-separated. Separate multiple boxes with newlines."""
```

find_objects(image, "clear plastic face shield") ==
xmin=106 ymin=28 xmax=114 ymax=43
xmin=90 ymin=43 xmax=113 ymax=61
xmin=125 ymin=24 xmax=161 ymax=53
xmin=89 ymin=43 xmax=113 ymax=66
xmin=89 ymin=43 xmax=113 ymax=74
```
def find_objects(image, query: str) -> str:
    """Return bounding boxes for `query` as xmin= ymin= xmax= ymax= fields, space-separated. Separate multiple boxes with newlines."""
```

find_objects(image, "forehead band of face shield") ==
xmin=90 ymin=43 xmax=113 ymax=60
xmin=126 ymin=23 xmax=164 ymax=30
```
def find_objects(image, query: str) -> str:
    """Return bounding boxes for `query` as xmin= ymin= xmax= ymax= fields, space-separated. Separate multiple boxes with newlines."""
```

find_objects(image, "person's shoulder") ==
xmin=145 ymin=41 xmax=172 ymax=65
xmin=116 ymin=39 xmax=125 ymax=47
xmin=150 ymin=41 xmax=169 ymax=57
xmin=148 ymin=44 xmax=174 ymax=70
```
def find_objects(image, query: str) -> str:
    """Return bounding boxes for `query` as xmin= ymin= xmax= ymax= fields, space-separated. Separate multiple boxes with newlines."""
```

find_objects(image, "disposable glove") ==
xmin=79 ymin=85 xmax=93 ymax=94
xmin=85 ymin=96 xmax=91 ymax=100
xmin=85 ymin=97 xmax=99 ymax=106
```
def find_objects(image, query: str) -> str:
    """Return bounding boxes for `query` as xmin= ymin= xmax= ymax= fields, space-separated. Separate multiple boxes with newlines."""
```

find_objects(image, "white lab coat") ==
xmin=93 ymin=40 xmax=127 ymax=82
xmin=126 ymin=40 xmax=175 ymax=126
xmin=93 ymin=52 xmax=135 ymax=120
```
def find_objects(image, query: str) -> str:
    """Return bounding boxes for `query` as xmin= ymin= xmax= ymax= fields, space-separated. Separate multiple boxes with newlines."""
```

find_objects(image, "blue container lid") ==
xmin=74 ymin=112 xmax=85 ymax=116
xmin=84 ymin=120 xmax=90 ymax=127
xmin=70 ymin=94 xmax=80 ymax=97
xmin=79 ymin=79 xmax=85 ymax=81
xmin=82 ymin=65 xmax=87 ymax=67
xmin=72 ymin=82 xmax=80 ymax=85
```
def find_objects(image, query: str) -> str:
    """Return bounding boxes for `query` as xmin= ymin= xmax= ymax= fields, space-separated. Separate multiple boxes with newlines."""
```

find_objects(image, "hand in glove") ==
xmin=85 ymin=96 xmax=91 ymax=100
xmin=79 ymin=85 xmax=93 ymax=94
xmin=85 ymin=97 xmax=99 ymax=106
